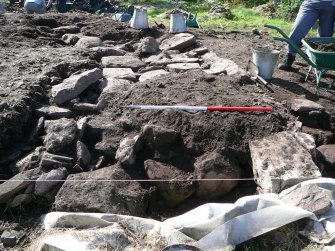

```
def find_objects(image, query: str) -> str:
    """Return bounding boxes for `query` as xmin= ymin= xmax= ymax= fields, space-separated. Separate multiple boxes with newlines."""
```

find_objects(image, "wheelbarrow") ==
xmin=265 ymin=24 xmax=335 ymax=93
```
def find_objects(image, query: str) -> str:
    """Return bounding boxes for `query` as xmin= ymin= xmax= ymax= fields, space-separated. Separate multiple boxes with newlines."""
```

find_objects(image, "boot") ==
xmin=278 ymin=53 xmax=295 ymax=70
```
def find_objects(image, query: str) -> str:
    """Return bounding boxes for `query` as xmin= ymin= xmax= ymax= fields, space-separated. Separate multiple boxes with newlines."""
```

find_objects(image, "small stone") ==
xmin=1 ymin=230 xmax=19 ymax=247
xmin=316 ymin=144 xmax=335 ymax=168
xmin=115 ymin=135 xmax=142 ymax=166
xmin=138 ymin=37 xmax=159 ymax=54
xmin=70 ymin=164 xmax=83 ymax=173
xmin=76 ymin=141 xmax=91 ymax=167
xmin=252 ymin=28 xmax=261 ymax=35
xmin=62 ymin=34 xmax=82 ymax=45
xmin=77 ymin=117 xmax=89 ymax=140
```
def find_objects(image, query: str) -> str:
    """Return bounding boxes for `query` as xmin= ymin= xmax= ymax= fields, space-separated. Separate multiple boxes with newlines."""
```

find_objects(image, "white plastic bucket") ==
xmin=130 ymin=8 xmax=149 ymax=29
xmin=170 ymin=13 xmax=187 ymax=33
xmin=252 ymin=47 xmax=280 ymax=80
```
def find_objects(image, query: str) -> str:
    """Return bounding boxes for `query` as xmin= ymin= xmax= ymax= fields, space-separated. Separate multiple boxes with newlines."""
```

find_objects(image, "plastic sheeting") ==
xmin=32 ymin=178 xmax=335 ymax=251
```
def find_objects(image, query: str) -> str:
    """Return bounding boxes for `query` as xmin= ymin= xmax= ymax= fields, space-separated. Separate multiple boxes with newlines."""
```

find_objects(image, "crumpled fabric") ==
xmin=32 ymin=178 xmax=335 ymax=251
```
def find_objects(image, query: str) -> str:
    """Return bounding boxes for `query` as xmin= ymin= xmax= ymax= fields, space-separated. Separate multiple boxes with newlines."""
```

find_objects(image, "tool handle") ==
xmin=207 ymin=106 xmax=272 ymax=112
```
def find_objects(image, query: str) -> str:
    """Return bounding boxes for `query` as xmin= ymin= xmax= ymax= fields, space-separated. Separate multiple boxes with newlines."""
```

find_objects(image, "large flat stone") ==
xmin=0 ymin=168 xmax=41 ymax=204
xmin=291 ymin=98 xmax=325 ymax=113
xmin=53 ymin=25 xmax=80 ymax=34
xmin=139 ymin=69 xmax=169 ymax=82
xmin=159 ymin=33 xmax=197 ymax=51
xmin=99 ymin=78 xmax=132 ymax=96
xmin=203 ymin=52 xmax=246 ymax=76
xmin=101 ymin=56 xmax=146 ymax=71
xmin=35 ymin=106 xmax=72 ymax=119
xmin=53 ymin=164 xmax=149 ymax=216
xmin=103 ymin=68 xmax=136 ymax=81
xmin=51 ymin=68 xmax=102 ymax=105
xmin=90 ymin=47 xmax=126 ymax=56
xmin=249 ymin=131 xmax=321 ymax=193
xmin=280 ymin=183 xmax=332 ymax=214
xmin=167 ymin=63 xmax=200 ymax=73
xmin=34 ymin=167 xmax=68 ymax=196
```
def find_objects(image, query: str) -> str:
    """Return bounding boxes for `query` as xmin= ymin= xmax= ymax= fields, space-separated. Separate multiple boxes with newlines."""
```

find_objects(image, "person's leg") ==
xmin=317 ymin=1 xmax=335 ymax=37
xmin=279 ymin=1 xmax=319 ymax=70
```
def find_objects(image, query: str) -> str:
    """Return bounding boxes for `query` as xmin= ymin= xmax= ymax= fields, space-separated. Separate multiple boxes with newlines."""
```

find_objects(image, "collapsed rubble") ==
xmin=0 ymin=12 xmax=335 ymax=250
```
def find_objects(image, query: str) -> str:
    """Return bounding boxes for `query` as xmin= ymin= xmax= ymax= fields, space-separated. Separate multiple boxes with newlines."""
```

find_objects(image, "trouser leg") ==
xmin=317 ymin=1 xmax=335 ymax=37
xmin=288 ymin=0 xmax=319 ymax=55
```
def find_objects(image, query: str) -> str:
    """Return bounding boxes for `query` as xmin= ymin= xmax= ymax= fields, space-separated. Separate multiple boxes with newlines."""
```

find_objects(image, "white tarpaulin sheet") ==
xmin=31 ymin=178 xmax=335 ymax=251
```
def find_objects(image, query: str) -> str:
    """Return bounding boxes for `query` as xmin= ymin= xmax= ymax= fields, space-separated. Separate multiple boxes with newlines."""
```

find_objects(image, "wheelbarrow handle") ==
xmin=273 ymin=37 xmax=318 ymax=68
xmin=264 ymin=24 xmax=290 ymax=40
xmin=265 ymin=24 xmax=319 ymax=69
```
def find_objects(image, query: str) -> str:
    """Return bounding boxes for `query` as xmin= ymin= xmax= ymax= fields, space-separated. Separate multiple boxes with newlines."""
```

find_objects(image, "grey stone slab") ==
xmin=90 ymin=47 xmax=126 ymax=56
xmin=10 ymin=194 xmax=34 ymax=208
xmin=160 ymin=33 xmax=196 ymax=51
xmin=249 ymin=131 xmax=321 ymax=193
xmin=53 ymin=25 xmax=80 ymax=34
xmin=43 ymin=118 xmax=78 ymax=154
xmin=115 ymin=135 xmax=142 ymax=166
xmin=101 ymin=56 xmax=146 ymax=71
xmin=34 ymin=167 xmax=68 ymax=196
xmin=99 ymin=78 xmax=132 ymax=95
xmin=291 ymin=98 xmax=325 ymax=113
xmin=167 ymin=63 xmax=200 ymax=73
xmin=77 ymin=117 xmax=89 ymax=140
xmin=103 ymin=68 xmax=137 ymax=81
xmin=0 ymin=168 xmax=41 ymax=203
xmin=139 ymin=69 xmax=169 ymax=82
xmin=52 ymin=68 xmax=102 ymax=105
xmin=317 ymin=144 xmax=335 ymax=167
xmin=36 ymin=106 xmax=72 ymax=119
xmin=203 ymin=52 xmax=246 ymax=76
xmin=280 ymin=183 xmax=332 ymax=214
xmin=54 ymin=164 xmax=149 ymax=215
xmin=76 ymin=141 xmax=91 ymax=167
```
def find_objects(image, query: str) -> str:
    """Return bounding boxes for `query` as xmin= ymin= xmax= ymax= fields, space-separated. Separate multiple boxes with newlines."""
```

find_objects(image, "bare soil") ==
xmin=0 ymin=11 xmax=335 ymax=250
xmin=307 ymin=40 xmax=335 ymax=52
